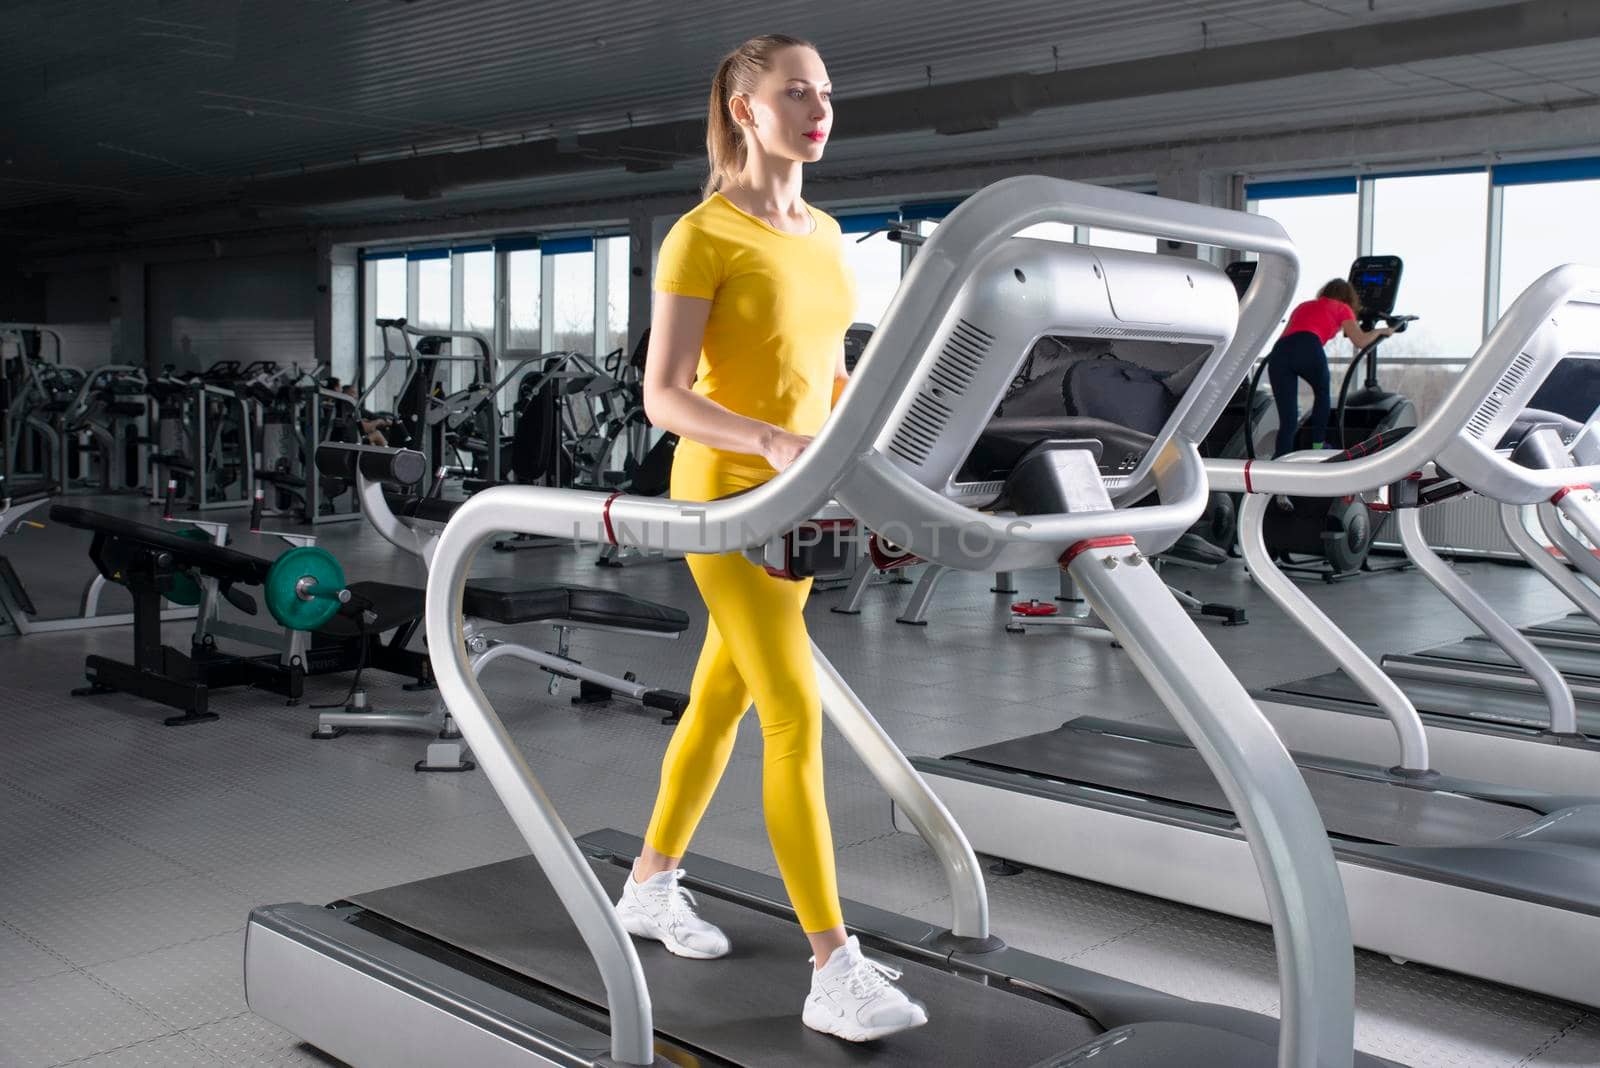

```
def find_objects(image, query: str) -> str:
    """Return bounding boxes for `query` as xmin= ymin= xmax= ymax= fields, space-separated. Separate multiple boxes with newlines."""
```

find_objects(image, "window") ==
xmin=1249 ymin=191 xmax=1359 ymax=317
xmin=1084 ymin=227 xmax=1157 ymax=253
xmin=1016 ymin=222 xmax=1076 ymax=243
xmin=1370 ymin=170 xmax=1487 ymax=359
xmin=603 ymin=235 xmax=630 ymax=358
xmin=1498 ymin=177 xmax=1600 ymax=316
xmin=459 ymin=251 xmax=495 ymax=341
xmin=372 ymin=258 xmax=406 ymax=322
xmin=840 ymin=228 xmax=902 ymax=327
xmin=457 ymin=249 xmax=496 ymax=393
xmin=365 ymin=256 xmax=408 ymax=412
xmin=506 ymin=249 xmax=541 ymax=353
xmin=551 ymin=247 xmax=596 ymax=354
xmin=414 ymin=256 xmax=451 ymax=335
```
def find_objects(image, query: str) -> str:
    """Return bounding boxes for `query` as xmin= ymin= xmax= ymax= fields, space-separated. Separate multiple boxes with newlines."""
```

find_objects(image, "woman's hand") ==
xmin=759 ymin=428 xmax=813 ymax=472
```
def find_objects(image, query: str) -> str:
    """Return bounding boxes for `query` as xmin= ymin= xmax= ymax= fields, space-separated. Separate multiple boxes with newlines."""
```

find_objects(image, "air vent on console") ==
xmin=1091 ymin=326 xmax=1189 ymax=340
xmin=1466 ymin=350 xmax=1537 ymax=439
xmin=925 ymin=319 xmax=993 ymax=396
xmin=888 ymin=318 xmax=993 ymax=466
xmin=889 ymin=393 xmax=954 ymax=466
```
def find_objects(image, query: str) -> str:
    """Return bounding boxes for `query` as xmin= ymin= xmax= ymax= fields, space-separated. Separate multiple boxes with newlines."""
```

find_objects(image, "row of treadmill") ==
xmin=243 ymin=178 xmax=1600 ymax=1067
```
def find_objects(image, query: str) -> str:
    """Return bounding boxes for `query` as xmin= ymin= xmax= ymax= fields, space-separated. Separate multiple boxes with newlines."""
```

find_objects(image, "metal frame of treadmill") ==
xmin=246 ymin=178 xmax=1365 ymax=1067
xmin=915 ymin=264 xmax=1600 ymax=1007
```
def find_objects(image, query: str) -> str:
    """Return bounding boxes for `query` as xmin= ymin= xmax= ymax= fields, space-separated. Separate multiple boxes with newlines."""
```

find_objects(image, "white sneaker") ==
xmin=802 ymin=936 xmax=928 ymax=1042
xmin=614 ymin=867 xmax=730 ymax=960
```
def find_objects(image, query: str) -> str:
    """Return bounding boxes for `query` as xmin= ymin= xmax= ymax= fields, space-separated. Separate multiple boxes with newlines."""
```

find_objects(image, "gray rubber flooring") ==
xmin=1 ymin=491 xmax=1598 ymax=1067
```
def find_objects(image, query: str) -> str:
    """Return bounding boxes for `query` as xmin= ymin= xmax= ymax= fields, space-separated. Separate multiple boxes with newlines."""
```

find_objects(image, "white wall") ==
xmin=147 ymin=252 xmax=317 ymax=374
xmin=40 ymin=268 xmax=113 ymax=369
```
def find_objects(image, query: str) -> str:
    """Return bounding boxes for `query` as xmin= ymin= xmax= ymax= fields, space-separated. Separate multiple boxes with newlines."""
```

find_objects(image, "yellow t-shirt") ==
xmin=653 ymin=192 xmax=855 ymax=470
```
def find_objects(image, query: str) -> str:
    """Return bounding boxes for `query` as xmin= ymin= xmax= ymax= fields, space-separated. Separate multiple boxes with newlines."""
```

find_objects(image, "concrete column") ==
xmin=314 ymin=240 xmax=360 ymax=387
xmin=626 ymin=205 xmax=656 ymax=354
xmin=1156 ymin=155 xmax=1231 ymax=264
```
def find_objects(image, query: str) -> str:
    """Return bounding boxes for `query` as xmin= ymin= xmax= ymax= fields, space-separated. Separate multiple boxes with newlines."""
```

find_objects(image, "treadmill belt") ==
xmin=1271 ymin=669 xmax=1600 ymax=737
xmin=1425 ymin=638 xmax=1600 ymax=679
xmin=1527 ymin=614 xmax=1600 ymax=640
xmin=950 ymin=722 xmax=1530 ymax=847
xmin=350 ymin=855 xmax=1095 ymax=1067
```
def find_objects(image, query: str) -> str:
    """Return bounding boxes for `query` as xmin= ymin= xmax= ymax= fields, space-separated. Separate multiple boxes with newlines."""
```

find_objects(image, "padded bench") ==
xmin=462 ymin=578 xmax=688 ymax=635
xmin=3 ymin=481 xmax=58 ymax=506
xmin=48 ymin=505 xmax=432 ymax=723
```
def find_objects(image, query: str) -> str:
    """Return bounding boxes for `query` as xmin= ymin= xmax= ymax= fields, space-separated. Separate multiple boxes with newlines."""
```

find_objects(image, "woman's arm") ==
xmin=831 ymin=343 xmax=850 ymax=408
xmin=1340 ymin=317 xmax=1395 ymax=350
xmin=642 ymin=292 xmax=811 ymax=469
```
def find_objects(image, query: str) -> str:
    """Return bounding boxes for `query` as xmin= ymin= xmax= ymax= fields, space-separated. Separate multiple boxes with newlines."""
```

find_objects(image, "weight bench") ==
xmin=48 ymin=505 xmax=429 ymax=725
xmin=313 ymin=443 xmax=692 ymax=771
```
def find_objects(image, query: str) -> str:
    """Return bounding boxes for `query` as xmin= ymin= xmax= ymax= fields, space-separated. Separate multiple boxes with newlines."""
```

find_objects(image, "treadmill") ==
xmin=245 ymin=180 xmax=1377 ymax=1067
xmin=1393 ymin=416 xmax=1600 ymax=679
xmin=1260 ymin=414 xmax=1600 ymax=797
xmin=912 ymin=263 xmax=1600 ymax=1009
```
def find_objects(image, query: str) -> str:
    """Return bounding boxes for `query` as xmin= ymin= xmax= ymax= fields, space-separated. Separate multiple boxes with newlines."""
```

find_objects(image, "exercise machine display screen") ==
xmin=1347 ymin=255 xmax=1403 ymax=322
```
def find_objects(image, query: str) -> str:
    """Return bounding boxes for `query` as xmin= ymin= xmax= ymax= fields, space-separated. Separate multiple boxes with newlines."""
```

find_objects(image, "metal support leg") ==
xmin=1071 ymin=541 xmax=1355 ymax=1068
xmin=1240 ymin=494 xmax=1431 ymax=772
xmin=896 ymin=563 xmax=951 ymax=625
xmin=830 ymin=557 xmax=876 ymax=615
xmin=1396 ymin=507 xmax=1578 ymax=735
xmin=1502 ymin=502 xmax=1600 ymax=624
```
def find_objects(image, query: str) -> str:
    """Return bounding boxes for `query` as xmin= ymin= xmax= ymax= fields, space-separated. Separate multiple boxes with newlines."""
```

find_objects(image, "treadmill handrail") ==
xmin=1546 ymin=491 xmax=1600 ymax=578
xmin=1236 ymin=492 xmax=1431 ymax=771
xmin=1399 ymin=508 xmax=1578 ymax=735
xmin=1503 ymin=502 xmax=1600 ymax=626
xmin=422 ymin=176 xmax=1356 ymax=1068
xmin=1540 ymin=498 xmax=1600 ymax=590
xmin=1210 ymin=264 xmax=1600 ymax=497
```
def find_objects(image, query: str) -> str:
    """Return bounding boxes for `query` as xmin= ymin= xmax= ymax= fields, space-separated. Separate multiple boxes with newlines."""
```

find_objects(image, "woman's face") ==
xmin=736 ymin=46 xmax=832 ymax=165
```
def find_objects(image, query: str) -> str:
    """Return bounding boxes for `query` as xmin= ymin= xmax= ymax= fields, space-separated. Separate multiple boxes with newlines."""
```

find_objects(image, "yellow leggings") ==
xmin=643 ymin=449 xmax=841 ymax=933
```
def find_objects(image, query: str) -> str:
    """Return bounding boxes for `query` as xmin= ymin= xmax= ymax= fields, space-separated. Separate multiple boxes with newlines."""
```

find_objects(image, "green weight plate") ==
xmin=163 ymin=527 xmax=213 ymax=607
xmin=265 ymin=545 xmax=346 ymax=631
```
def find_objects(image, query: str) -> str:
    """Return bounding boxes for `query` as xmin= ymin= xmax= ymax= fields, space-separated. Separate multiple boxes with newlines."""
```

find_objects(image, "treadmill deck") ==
xmin=949 ymin=719 xmax=1532 ymax=845
xmin=1269 ymin=669 xmax=1600 ymax=737
xmin=348 ymin=853 xmax=1097 ymax=1067
xmin=1419 ymin=637 xmax=1600 ymax=679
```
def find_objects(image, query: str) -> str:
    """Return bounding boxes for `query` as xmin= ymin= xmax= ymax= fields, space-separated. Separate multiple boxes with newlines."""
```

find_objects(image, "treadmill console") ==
xmin=1348 ymin=255 xmax=1403 ymax=328
xmin=1224 ymin=261 xmax=1257 ymax=301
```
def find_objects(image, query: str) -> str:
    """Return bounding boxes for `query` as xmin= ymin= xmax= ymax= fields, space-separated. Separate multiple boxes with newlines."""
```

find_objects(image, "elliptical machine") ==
xmin=1260 ymin=256 xmax=1418 ymax=578
xmin=1226 ymin=255 xmax=1418 ymax=579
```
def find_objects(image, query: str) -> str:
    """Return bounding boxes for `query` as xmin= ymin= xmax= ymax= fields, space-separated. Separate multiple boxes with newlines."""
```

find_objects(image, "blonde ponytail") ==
xmin=702 ymin=34 xmax=814 ymax=199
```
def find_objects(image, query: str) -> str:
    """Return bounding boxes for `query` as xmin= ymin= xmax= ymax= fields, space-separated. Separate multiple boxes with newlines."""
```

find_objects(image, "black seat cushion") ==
xmin=463 ymin=577 xmax=688 ymax=634
xmin=318 ymin=581 xmax=425 ymax=637
xmin=50 ymin=505 xmax=271 ymax=586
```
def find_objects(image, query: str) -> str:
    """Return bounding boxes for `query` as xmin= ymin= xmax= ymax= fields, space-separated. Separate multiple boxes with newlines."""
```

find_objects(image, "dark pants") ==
xmin=1267 ymin=331 xmax=1331 ymax=458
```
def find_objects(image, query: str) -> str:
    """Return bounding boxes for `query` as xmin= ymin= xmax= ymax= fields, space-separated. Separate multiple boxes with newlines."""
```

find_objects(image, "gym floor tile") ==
xmin=48 ymin=1033 xmax=225 ymax=1067
xmin=0 ymin=971 xmax=167 ymax=1067
xmin=0 ymin=920 xmax=75 ymax=987
xmin=184 ymin=1013 xmax=341 ymax=1066
xmin=4 ymin=874 xmax=254 ymax=968
xmin=88 ymin=929 xmax=249 ymax=1031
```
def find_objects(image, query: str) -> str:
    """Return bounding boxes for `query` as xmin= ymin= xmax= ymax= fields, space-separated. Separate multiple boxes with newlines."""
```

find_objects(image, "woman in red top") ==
xmin=1267 ymin=278 xmax=1393 ymax=457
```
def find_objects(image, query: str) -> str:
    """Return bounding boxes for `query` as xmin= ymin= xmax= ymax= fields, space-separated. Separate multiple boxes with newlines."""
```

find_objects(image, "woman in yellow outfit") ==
xmin=610 ymin=34 xmax=928 ymax=1042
